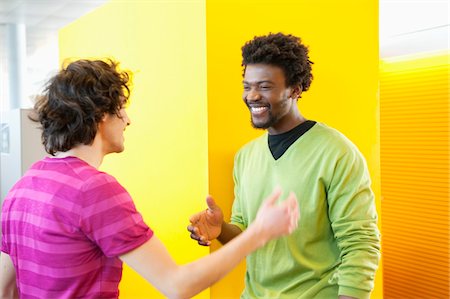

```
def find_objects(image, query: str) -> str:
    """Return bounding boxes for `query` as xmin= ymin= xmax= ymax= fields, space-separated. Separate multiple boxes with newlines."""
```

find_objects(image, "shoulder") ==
xmin=82 ymin=170 xmax=126 ymax=196
xmin=310 ymin=123 xmax=355 ymax=146
xmin=73 ymin=161 xmax=126 ymax=197
xmin=308 ymin=122 xmax=361 ymax=156
xmin=233 ymin=133 xmax=267 ymax=166
xmin=54 ymin=158 xmax=129 ymax=205
xmin=236 ymin=133 xmax=267 ymax=155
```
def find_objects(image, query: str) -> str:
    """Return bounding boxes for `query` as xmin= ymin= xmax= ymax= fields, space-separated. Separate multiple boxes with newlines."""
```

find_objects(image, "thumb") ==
xmin=286 ymin=192 xmax=298 ymax=209
xmin=206 ymin=195 xmax=219 ymax=212
xmin=263 ymin=186 xmax=282 ymax=207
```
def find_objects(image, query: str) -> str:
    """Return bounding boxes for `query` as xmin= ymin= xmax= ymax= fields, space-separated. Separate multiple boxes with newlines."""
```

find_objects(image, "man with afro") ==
xmin=188 ymin=32 xmax=380 ymax=299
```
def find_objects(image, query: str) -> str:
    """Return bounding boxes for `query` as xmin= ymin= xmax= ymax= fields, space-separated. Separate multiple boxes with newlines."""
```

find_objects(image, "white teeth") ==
xmin=251 ymin=107 xmax=267 ymax=113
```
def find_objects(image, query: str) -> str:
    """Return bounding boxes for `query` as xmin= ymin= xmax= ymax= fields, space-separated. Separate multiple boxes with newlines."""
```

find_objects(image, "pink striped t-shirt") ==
xmin=1 ymin=156 xmax=153 ymax=298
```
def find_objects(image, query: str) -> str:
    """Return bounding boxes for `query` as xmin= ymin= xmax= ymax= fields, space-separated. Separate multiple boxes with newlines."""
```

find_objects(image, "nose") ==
xmin=245 ymin=88 xmax=261 ymax=102
xmin=122 ymin=109 xmax=131 ymax=126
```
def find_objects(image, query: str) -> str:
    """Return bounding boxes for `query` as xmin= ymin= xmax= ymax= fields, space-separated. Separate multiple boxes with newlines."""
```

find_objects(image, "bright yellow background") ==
xmin=59 ymin=0 xmax=382 ymax=298
xmin=59 ymin=1 xmax=209 ymax=298
xmin=380 ymin=52 xmax=449 ymax=299
xmin=206 ymin=0 xmax=382 ymax=298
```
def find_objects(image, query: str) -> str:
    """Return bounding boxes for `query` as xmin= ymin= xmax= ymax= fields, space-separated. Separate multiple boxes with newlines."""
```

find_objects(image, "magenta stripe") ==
xmin=6 ymin=202 xmax=78 ymax=227
xmin=26 ymin=169 xmax=85 ymax=188
xmin=7 ymin=211 xmax=76 ymax=233
xmin=82 ymin=194 xmax=130 ymax=217
xmin=82 ymin=173 xmax=116 ymax=189
xmin=3 ymin=235 xmax=93 ymax=254
xmin=11 ymin=188 xmax=82 ymax=211
xmin=94 ymin=213 xmax=143 ymax=239
xmin=18 ymin=258 xmax=108 ymax=278
xmin=19 ymin=280 xmax=119 ymax=298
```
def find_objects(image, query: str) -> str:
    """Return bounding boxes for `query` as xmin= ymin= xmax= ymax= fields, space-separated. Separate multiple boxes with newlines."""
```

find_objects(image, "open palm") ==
xmin=188 ymin=196 xmax=223 ymax=245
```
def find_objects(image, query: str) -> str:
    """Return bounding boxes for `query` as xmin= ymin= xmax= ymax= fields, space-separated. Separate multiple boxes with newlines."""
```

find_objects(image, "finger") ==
xmin=206 ymin=195 xmax=218 ymax=212
xmin=291 ymin=193 xmax=300 ymax=221
xmin=189 ymin=213 xmax=200 ymax=224
xmin=285 ymin=192 xmax=299 ymax=231
xmin=287 ymin=193 xmax=299 ymax=213
xmin=187 ymin=225 xmax=200 ymax=235
xmin=198 ymin=240 xmax=211 ymax=246
xmin=286 ymin=192 xmax=298 ymax=206
xmin=190 ymin=232 xmax=202 ymax=241
xmin=262 ymin=186 xmax=282 ymax=207
xmin=290 ymin=210 xmax=299 ymax=231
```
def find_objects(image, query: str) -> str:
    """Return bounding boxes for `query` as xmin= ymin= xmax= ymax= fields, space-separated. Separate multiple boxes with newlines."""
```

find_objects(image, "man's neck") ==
xmin=55 ymin=141 xmax=104 ymax=169
xmin=268 ymin=113 xmax=306 ymax=135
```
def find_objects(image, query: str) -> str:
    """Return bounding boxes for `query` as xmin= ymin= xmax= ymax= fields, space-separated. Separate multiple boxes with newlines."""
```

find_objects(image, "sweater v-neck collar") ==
xmin=266 ymin=121 xmax=317 ymax=160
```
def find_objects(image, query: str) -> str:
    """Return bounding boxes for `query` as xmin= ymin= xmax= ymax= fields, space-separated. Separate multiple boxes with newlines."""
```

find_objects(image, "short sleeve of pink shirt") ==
xmin=78 ymin=172 xmax=153 ymax=257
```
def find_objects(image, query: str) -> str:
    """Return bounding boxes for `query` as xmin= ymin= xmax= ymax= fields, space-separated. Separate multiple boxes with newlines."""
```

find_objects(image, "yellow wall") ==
xmin=59 ymin=1 xmax=209 ymax=298
xmin=206 ymin=0 xmax=382 ymax=298
xmin=380 ymin=52 xmax=449 ymax=298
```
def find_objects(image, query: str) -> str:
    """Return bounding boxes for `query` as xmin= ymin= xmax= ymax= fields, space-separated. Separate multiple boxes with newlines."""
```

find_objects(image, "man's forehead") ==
xmin=244 ymin=65 xmax=284 ymax=81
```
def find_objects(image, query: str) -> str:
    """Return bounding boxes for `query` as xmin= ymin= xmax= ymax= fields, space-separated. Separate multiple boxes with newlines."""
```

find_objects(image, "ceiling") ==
xmin=379 ymin=0 xmax=449 ymax=57
xmin=1 ymin=0 xmax=448 ymax=59
xmin=0 ymin=0 xmax=108 ymax=55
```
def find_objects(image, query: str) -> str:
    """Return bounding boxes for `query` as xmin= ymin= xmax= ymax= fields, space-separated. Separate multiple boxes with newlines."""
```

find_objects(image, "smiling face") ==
xmin=243 ymin=64 xmax=301 ymax=134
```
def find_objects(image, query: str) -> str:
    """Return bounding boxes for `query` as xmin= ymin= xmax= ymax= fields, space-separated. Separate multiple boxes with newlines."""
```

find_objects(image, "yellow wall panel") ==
xmin=380 ymin=52 xmax=449 ymax=299
xmin=206 ymin=0 xmax=382 ymax=298
xmin=59 ymin=1 xmax=209 ymax=298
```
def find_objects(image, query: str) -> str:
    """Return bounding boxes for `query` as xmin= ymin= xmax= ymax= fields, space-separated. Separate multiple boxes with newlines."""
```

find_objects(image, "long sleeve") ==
xmin=327 ymin=147 xmax=381 ymax=299
xmin=230 ymin=150 xmax=248 ymax=231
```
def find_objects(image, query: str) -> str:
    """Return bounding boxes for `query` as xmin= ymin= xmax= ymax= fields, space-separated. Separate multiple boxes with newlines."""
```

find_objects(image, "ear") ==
xmin=289 ymin=85 xmax=302 ymax=100
xmin=100 ymin=113 xmax=108 ymax=122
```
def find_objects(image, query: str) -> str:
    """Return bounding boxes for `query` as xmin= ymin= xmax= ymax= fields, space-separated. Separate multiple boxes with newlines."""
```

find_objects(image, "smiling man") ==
xmin=188 ymin=33 xmax=381 ymax=299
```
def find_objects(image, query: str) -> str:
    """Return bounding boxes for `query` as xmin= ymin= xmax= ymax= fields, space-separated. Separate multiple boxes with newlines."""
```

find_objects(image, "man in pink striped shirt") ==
xmin=0 ymin=59 xmax=299 ymax=299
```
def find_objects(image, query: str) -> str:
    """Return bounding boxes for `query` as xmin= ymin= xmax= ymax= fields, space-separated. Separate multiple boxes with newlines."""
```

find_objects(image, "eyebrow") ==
xmin=242 ymin=80 xmax=273 ymax=84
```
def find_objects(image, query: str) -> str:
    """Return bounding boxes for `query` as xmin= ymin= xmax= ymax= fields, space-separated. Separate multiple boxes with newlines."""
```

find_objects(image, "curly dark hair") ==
xmin=30 ymin=59 xmax=132 ymax=156
xmin=242 ymin=32 xmax=313 ymax=91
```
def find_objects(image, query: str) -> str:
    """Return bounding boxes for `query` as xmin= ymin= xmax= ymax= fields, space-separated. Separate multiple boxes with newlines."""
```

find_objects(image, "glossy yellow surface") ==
xmin=60 ymin=1 xmax=209 ymax=298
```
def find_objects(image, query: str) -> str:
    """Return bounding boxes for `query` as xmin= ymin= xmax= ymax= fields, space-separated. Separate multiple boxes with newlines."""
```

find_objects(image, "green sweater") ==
xmin=230 ymin=123 xmax=380 ymax=299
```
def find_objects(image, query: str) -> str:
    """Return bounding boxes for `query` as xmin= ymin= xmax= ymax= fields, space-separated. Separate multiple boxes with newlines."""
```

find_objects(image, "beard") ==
xmin=246 ymin=98 xmax=289 ymax=130
xmin=250 ymin=110 xmax=281 ymax=130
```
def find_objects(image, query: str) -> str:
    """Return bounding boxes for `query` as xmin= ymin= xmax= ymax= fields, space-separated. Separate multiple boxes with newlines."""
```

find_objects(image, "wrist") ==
xmin=245 ymin=221 xmax=268 ymax=248
xmin=218 ymin=222 xmax=244 ymax=244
